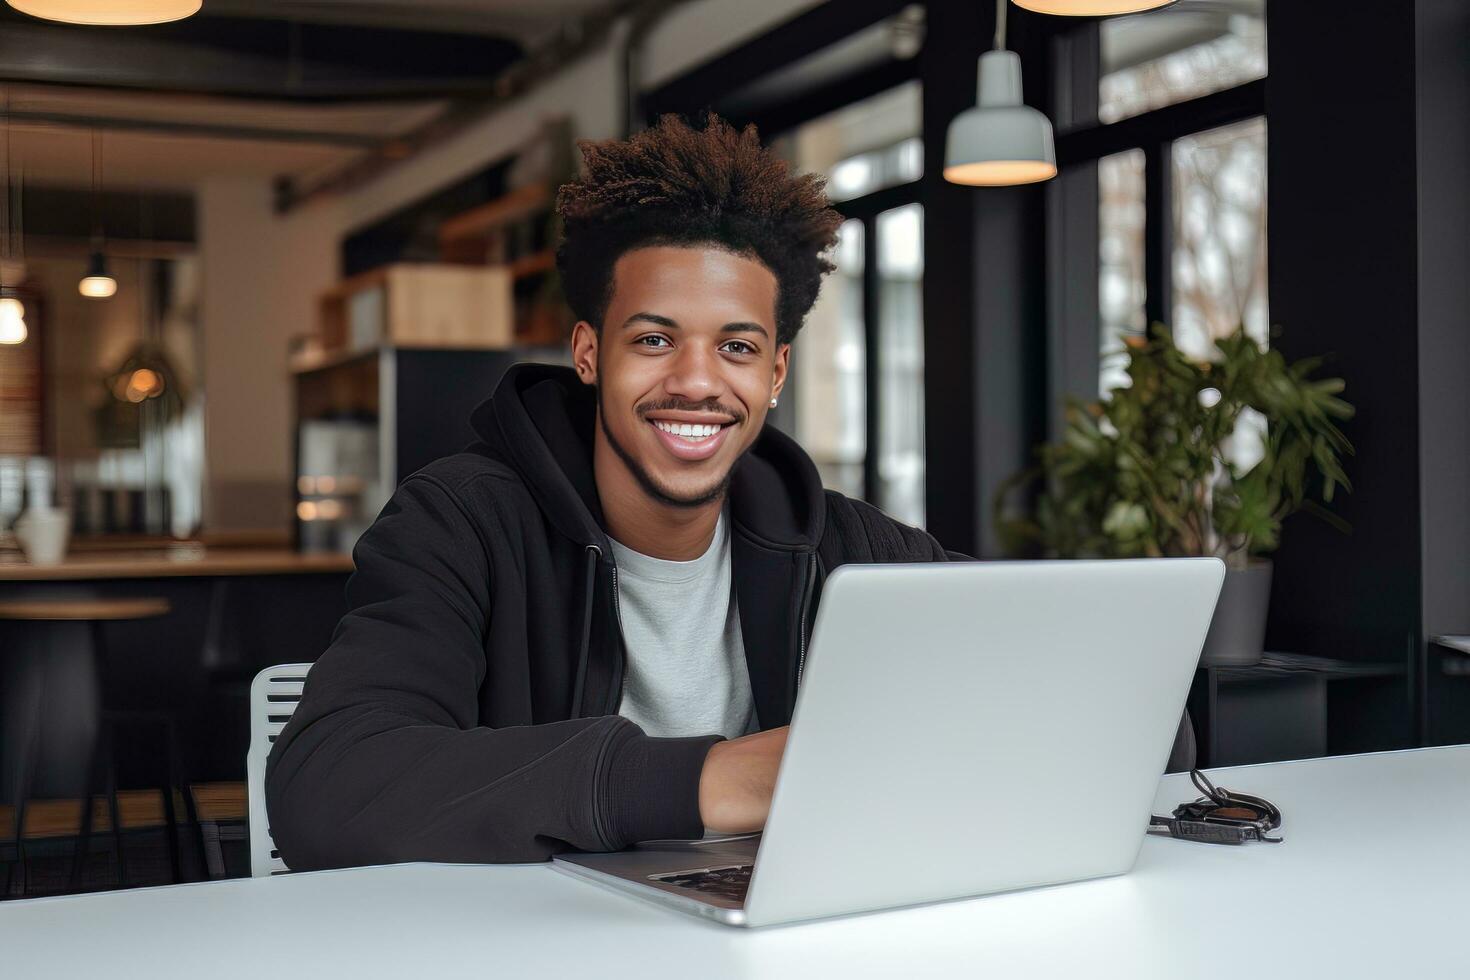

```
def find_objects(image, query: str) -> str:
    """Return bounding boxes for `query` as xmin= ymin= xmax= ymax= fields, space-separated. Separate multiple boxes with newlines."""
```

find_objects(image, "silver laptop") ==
xmin=554 ymin=557 xmax=1225 ymax=927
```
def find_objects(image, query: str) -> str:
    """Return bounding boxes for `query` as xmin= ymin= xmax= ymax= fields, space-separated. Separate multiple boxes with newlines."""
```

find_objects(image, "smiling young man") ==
xmin=266 ymin=114 xmax=1186 ymax=871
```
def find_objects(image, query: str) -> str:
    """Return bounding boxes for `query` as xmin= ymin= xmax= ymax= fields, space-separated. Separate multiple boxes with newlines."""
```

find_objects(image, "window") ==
xmin=797 ymin=218 xmax=866 ymax=499
xmin=1099 ymin=0 xmax=1267 ymax=124
xmin=1099 ymin=148 xmax=1146 ymax=394
xmin=1049 ymin=0 xmax=1268 ymax=410
xmin=1171 ymin=116 xmax=1268 ymax=359
xmin=876 ymin=203 xmax=924 ymax=528
xmin=769 ymin=79 xmax=923 ymax=201
xmin=772 ymin=80 xmax=926 ymax=526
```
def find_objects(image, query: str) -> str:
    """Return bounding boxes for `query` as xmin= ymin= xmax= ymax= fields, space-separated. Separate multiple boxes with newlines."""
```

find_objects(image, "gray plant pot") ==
xmin=1198 ymin=559 xmax=1273 ymax=667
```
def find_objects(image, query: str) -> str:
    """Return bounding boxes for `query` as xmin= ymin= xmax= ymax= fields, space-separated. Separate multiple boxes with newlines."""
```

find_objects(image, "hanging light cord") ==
xmin=0 ymin=84 xmax=22 ymax=283
xmin=91 ymin=130 xmax=104 ymax=246
xmin=993 ymin=0 xmax=1008 ymax=50
xmin=2 ymin=86 xmax=10 ymax=268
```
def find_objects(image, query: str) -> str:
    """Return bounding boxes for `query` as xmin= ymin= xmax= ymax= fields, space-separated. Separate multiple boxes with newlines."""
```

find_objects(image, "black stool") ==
xmin=0 ymin=597 xmax=194 ymax=894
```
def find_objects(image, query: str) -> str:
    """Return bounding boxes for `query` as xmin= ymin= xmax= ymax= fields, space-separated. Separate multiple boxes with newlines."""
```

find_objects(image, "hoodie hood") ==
xmin=469 ymin=361 xmax=826 ymax=554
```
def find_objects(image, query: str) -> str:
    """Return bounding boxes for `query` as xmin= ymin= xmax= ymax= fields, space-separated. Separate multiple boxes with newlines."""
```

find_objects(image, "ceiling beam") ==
xmin=3 ymin=109 xmax=387 ymax=148
xmin=274 ymin=0 xmax=655 ymax=210
xmin=199 ymin=0 xmax=568 ymax=42
xmin=0 ymin=9 xmax=524 ymax=102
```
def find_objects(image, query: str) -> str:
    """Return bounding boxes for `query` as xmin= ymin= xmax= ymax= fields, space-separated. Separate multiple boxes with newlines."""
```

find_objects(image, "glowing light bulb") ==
xmin=80 ymin=275 xmax=117 ymax=299
xmin=79 ymin=252 xmax=118 ymax=299
xmin=0 ymin=309 xmax=26 ymax=345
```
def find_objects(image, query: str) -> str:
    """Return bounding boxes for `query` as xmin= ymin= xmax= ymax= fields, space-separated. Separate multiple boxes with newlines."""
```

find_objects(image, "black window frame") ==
xmin=1044 ymin=17 xmax=1268 ymax=420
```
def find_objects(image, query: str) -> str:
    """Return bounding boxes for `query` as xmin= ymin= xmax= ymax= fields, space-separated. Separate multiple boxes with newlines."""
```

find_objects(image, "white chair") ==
xmin=246 ymin=663 xmax=312 ymax=877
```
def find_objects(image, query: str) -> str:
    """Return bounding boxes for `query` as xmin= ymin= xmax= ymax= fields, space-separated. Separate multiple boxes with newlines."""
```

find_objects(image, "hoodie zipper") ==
xmin=794 ymin=553 xmax=818 ymax=692
xmin=606 ymin=561 xmax=627 ymax=715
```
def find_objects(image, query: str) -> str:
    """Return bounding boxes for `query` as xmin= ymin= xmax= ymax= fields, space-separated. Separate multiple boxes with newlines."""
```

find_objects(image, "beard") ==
xmin=597 ymin=383 xmax=735 ymax=510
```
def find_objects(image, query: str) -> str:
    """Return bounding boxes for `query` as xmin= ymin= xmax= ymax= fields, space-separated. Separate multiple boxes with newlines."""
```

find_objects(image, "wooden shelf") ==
xmin=509 ymin=248 xmax=556 ymax=281
xmin=289 ymin=345 xmax=379 ymax=375
xmin=316 ymin=265 xmax=390 ymax=305
xmin=437 ymin=182 xmax=551 ymax=245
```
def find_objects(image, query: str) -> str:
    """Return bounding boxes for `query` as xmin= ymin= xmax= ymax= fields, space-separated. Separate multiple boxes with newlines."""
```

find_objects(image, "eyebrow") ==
xmin=621 ymin=311 xmax=771 ymax=341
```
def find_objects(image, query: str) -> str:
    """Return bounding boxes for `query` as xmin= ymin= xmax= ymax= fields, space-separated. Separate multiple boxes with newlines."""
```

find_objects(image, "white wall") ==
xmin=198 ymin=0 xmax=816 ymax=533
xmin=198 ymin=177 xmax=344 ymax=532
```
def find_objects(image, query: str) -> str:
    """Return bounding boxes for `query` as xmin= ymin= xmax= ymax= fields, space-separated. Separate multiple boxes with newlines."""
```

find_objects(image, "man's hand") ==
xmin=698 ymin=726 xmax=789 ymax=833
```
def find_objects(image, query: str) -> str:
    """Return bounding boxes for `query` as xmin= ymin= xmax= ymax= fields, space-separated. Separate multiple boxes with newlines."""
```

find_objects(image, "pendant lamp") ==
xmin=944 ymin=0 xmax=1057 ymax=186
xmin=1012 ymin=1 xmax=1177 ymax=16
xmin=79 ymin=131 xmax=116 ymax=300
xmin=80 ymin=251 xmax=117 ymax=299
xmin=5 ymin=0 xmax=200 ymax=25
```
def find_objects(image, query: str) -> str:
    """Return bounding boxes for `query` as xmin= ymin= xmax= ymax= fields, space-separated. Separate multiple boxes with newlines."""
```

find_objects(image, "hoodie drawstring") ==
xmin=571 ymin=544 xmax=601 ymax=718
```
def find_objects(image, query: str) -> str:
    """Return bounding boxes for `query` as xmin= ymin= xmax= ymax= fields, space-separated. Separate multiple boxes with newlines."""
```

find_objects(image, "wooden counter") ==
xmin=0 ymin=546 xmax=354 ymax=581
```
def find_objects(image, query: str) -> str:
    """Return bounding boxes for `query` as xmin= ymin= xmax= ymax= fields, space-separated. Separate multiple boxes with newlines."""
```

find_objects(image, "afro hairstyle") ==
xmin=554 ymin=112 xmax=844 ymax=347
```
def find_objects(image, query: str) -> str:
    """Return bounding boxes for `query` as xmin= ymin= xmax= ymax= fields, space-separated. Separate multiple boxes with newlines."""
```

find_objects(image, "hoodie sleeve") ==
xmin=264 ymin=474 xmax=720 ymax=870
xmin=821 ymin=490 xmax=972 ymax=564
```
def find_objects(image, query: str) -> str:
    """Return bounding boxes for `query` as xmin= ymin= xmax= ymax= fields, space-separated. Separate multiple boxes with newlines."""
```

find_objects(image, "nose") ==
xmin=662 ymin=342 xmax=726 ymax=405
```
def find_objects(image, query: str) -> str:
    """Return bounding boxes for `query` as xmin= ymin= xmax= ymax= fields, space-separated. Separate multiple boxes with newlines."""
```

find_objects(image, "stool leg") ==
xmin=159 ymin=717 xmax=184 ymax=884
xmin=104 ymin=749 xmax=127 ymax=889
xmin=199 ymin=821 xmax=226 ymax=880
xmin=6 ymin=802 xmax=23 ymax=897
xmin=10 ymin=622 xmax=46 ymax=898
xmin=181 ymin=784 xmax=208 ymax=881
xmin=68 ymin=721 xmax=107 ymax=893
xmin=87 ymin=620 xmax=130 ymax=890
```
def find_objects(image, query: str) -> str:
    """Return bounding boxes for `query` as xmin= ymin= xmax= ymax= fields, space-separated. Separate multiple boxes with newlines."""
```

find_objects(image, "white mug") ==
xmin=13 ymin=505 xmax=71 ymax=565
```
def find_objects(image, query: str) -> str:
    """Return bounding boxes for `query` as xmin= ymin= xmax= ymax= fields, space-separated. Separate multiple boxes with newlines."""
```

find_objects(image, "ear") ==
xmin=770 ymin=342 xmax=791 ymax=402
xmin=570 ymin=321 xmax=599 ymax=385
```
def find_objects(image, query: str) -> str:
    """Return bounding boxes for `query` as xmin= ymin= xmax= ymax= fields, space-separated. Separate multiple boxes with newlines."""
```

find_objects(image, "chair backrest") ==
xmin=246 ymin=663 xmax=313 ymax=877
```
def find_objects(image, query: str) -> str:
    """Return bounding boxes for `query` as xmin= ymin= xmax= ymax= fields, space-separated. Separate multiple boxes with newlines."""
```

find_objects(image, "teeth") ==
xmin=653 ymin=420 xmax=723 ymax=441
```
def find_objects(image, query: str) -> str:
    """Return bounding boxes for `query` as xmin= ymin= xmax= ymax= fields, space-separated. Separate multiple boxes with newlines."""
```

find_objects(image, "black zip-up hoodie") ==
xmin=265 ymin=362 xmax=972 ymax=869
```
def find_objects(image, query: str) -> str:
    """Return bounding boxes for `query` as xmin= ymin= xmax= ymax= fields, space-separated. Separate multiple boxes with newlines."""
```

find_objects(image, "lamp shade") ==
xmin=79 ymin=252 xmax=117 ymax=299
xmin=6 ymin=0 xmax=200 ymax=24
xmin=1011 ymin=0 xmax=1177 ymax=14
xmin=944 ymin=50 xmax=1057 ymax=187
xmin=0 ymin=301 xmax=25 ymax=345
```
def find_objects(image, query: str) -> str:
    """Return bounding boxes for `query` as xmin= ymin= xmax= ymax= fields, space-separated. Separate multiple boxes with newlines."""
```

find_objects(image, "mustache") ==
xmin=637 ymin=400 xmax=745 ymax=424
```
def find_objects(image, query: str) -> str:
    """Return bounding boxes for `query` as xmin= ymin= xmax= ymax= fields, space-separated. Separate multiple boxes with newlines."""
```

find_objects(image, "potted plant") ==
xmin=996 ymin=323 xmax=1354 ymax=666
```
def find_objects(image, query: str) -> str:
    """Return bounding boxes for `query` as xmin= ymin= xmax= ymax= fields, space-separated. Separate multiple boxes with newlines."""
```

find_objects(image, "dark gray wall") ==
xmin=1415 ymin=0 xmax=1470 ymax=743
xmin=1265 ymin=0 xmax=1470 ymax=749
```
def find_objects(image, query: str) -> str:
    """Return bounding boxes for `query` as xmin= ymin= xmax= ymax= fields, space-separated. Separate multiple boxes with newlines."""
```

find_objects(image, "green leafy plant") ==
xmin=997 ymin=323 xmax=1355 ymax=568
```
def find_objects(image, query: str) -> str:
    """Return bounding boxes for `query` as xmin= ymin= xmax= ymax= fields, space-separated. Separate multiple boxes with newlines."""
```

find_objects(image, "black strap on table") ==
xmin=1149 ymin=769 xmax=1284 ymax=845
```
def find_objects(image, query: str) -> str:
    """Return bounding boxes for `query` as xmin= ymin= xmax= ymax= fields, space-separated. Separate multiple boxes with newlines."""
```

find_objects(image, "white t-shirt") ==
xmin=608 ymin=504 xmax=757 ymax=740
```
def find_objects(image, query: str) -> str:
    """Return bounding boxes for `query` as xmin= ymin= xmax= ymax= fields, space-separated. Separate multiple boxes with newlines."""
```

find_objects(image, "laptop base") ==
xmin=553 ymin=835 xmax=759 ymax=926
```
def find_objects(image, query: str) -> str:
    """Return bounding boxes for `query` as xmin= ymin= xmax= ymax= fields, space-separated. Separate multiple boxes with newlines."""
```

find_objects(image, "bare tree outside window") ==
xmin=1099 ymin=148 xmax=1146 ymax=394
xmin=1172 ymin=117 xmax=1268 ymax=358
xmin=1099 ymin=0 xmax=1266 ymax=125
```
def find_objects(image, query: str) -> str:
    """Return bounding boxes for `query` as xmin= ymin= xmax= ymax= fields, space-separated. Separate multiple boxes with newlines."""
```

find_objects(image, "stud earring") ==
xmin=770 ymin=398 xmax=778 ymax=408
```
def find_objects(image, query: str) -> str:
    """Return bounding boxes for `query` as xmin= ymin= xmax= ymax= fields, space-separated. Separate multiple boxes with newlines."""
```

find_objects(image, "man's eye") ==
xmin=723 ymin=341 xmax=755 ymax=355
xmin=637 ymin=335 xmax=671 ymax=348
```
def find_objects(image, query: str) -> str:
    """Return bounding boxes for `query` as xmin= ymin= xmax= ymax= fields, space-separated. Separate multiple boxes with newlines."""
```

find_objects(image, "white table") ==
xmin=4 ymin=746 xmax=1467 ymax=979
